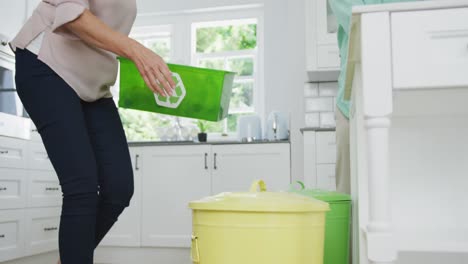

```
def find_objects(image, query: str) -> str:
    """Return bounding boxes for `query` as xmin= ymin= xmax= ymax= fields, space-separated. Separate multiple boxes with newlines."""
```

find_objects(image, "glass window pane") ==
xmin=196 ymin=23 xmax=257 ymax=54
xmin=227 ymin=57 xmax=254 ymax=76
xmin=119 ymin=108 xmax=172 ymax=141
xmin=202 ymin=120 xmax=225 ymax=133
xmin=230 ymin=80 xmax=254 ymax=112
xmin=146 ymin=38 xmax=171 ymax=61
xmin=198 ymin=58 xmax=225 ymax=71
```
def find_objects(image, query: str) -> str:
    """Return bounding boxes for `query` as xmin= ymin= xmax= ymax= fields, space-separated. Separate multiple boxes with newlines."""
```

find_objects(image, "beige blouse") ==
xmin=9 ymin=0 xmax=137 ymax=102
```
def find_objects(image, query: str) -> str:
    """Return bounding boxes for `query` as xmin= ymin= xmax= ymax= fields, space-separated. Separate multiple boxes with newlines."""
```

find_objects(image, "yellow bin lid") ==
xmin=189 ymin=180 xmax=329 ymax=213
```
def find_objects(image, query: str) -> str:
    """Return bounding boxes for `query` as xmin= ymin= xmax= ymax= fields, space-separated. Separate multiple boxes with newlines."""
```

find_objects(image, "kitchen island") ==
xmin=347 ymin=1 xmax=468 ymax=264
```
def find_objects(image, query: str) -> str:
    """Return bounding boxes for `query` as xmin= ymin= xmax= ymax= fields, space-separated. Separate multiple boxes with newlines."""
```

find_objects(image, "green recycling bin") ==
xmin=118 ymin=57 xmax=236 ymax=121
xmin=290 ymin=181 xmax=351 ymax=264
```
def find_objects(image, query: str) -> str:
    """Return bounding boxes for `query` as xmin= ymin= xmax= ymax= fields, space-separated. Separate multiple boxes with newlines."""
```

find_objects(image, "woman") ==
xmin=9 ymin=1 xmax=175 ymax=263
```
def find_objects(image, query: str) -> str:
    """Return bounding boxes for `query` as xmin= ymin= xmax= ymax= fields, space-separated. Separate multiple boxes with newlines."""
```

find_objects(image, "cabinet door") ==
xmin=316 ymin=164 xmax=336 ymax=191
xmin=24 ymin=207 xmax=60 ymax=256
xmin=99 ymin=147 xmax=142 ymax=247
xmin=0 ymin=137 xmax=27 ymax=169
xmin=211 ymin=143 xmax=291 ymax=193
xmin=316 ymin=0 xmax=338 ymax=45
xmin=316 ymin=131 xmax=337 ymax=164
xmin=141 ymin=145 xmax=211 ymax=248
xmin=28 ymin=142 xmax=54 ymax=171
xmin=0 ymin=209 xmax=26 ymax=262
xmin=28 ymin=170 xmax=61 ymax=208
xmin=0 ymin=168 xmax=28 ymax=210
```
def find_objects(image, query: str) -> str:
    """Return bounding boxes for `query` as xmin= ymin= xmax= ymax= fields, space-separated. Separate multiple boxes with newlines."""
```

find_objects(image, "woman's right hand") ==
xmin=129 ymin=41 xmax=176 ymax=96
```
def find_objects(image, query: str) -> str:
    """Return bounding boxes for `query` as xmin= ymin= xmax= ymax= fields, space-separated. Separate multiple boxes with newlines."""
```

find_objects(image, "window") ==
xmin=116 ymin=13 xmax=262 ymax=141
xmin=192 ymin=19 xmax=258 ymax=133
xmin=117 ymin=25 xmax=180 ymax=141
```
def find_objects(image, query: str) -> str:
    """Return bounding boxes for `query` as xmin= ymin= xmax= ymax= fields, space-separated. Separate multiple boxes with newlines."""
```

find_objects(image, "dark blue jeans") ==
xmin=15 ymin=49 xmax=134 ymax=264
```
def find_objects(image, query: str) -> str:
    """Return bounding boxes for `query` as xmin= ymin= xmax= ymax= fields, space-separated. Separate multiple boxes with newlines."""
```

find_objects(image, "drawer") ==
xmin=28 ymin=142 xmax=54 ymax=171
xmin=317 ymin=45 xmax=340 ymax=69
xmin=29 ymin=122 xmax=42 ymax=143
xmin=28 ymin=171 xmax=62 ymax=208
xmin=0 ymin=210 xmax=26 ymax=262
xmin=392 ymin=8 xmax=468 ymax=89
xmin=316 ymin=164 xmax=336 ymax=191
xmin=25 ymin=207 xmax=60 ymax=256
xmin=30 ymin=130 xmax=42 ymax=143
xmin=316 ymin=131 xmax=337 ymax=164
xmin=0 ymin=137 xmax=27 ymax=169
xmin=0 ymin=169 xmax=28 ymax=210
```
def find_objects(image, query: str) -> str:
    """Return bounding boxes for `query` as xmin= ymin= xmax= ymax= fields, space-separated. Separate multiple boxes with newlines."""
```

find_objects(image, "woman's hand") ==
xmin=129 ymin=42 xmax=176 ymax=96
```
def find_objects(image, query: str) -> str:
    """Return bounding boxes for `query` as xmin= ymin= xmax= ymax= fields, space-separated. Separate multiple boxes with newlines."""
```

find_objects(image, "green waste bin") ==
xmin=118 ymin=57 xmax=236 ymax=121
xmin=290 ymin=181 xmax=351 ymax=264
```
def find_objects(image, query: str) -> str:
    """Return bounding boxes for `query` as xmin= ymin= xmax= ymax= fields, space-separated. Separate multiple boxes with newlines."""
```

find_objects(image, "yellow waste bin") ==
xmin=189 ymin=180 xmax=329 ymax=264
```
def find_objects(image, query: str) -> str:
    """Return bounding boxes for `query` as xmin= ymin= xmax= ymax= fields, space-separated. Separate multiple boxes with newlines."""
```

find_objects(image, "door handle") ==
xmin=204 ymin=153 xmax=208 ymax=170
xmin=214 ymin=153 xmax=217 ymax=170
xmin=135 ymin=154 xmax=140 ymax=171
xmin=44 ymin=227 xmax=58 ymax=232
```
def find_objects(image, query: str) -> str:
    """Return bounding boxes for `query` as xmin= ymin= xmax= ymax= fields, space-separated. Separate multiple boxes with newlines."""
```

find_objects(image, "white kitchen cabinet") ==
xmin=303 ymin=130 xmax=336 ymax=190
xmin=0 ymin=137 xmax=27 ymax=169
xmin=211 ymin=143 xmax=291 ymax=193
xmin=391 ymin=8 xmax=468 ymax=89
xmin=0 ymin=209 xmax=26 ymax=262
xmin=99 ymin=147 xmax=142 ymax=247
xmin=141 ymin=145 xmax=212 ymax=248
xmin=347 ymin=2 xmax=468 ymax=263
xmin=27 ymin=170 xmax=61 ymax=208
xmin=305 ymin=0 xmax=340 ymax=79
xmin=24 ymin=207 xmax=60 ymax=256
xmin=0 ymin=168 xmax=28 ymax=210
xmin=139 ymin=143 xmax=291 ymax=249
xmin=28 ymin=142 xmax=54 ymax=171
xmin=315 ymin=131 xmax=336 ymax=164
xmin=0 ymin=1 xmax=26 ymax=42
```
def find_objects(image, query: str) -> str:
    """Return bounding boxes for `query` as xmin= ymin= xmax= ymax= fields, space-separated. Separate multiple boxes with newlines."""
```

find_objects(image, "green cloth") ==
xmin=328 ymin=0 xmax=418 ymax=119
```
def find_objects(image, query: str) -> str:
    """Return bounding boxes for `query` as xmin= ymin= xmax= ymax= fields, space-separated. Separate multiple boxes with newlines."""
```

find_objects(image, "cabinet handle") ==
xmin=0 ymin=234 xmax=5 ymax=238
xmin=44 ymin=227 xmax=58 ymax=232
xmin=0 ymin=150 xmax=8 ymax=154
xmin=135 ymin=154 xmax=140 ymax=171
xmin=204 ymin=153 xmax=208 ymax=170
xmin=0 ymin=187 xmax=7 ymax=191
xmin=32 ymin=129 xmax=38 ymax=132
xmin=45 ymin=187 xmax=59 ymax=191
xmin=214 ymin=153 xmax=217 ymax=170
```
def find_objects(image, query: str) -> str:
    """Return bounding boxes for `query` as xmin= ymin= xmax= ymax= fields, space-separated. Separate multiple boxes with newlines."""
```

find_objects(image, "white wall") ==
xmin=134 ymin=0 xmax=307 ymax=183
xmin=137 ymin=0 xmax=263 ymax=14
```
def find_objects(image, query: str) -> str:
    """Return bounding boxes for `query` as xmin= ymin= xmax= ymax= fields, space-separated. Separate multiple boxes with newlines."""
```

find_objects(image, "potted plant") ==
xmin=197 ymin=120 xmax=207 ymax=142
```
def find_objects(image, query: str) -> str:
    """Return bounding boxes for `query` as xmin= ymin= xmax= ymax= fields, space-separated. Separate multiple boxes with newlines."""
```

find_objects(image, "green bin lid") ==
xmin=290 ymin=181 xmax=351 ymax=202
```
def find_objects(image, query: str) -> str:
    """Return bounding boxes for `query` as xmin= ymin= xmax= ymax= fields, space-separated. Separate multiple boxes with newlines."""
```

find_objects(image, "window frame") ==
xmin=125 ymin=7 xmax=264 ymax=140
